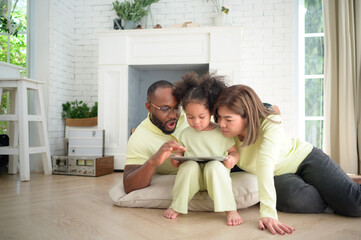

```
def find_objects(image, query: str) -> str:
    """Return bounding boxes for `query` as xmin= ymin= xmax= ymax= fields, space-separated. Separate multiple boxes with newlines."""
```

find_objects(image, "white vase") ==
xmin=144 ymin=6 xmax=155 ymax=29
xmin=214 ymin=12 xmax=231 ymax=26
xmin=214 ymin=12 xmax=225 ymax=26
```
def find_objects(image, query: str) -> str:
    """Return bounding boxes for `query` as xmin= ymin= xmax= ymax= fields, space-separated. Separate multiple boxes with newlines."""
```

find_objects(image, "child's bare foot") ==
xmin=226 ymin=211 xmax=243 ymax=226
xmin=164 ymin=208 xmax=180 ymax=219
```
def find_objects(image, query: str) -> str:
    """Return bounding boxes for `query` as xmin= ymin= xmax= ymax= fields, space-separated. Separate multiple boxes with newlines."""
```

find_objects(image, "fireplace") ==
xmin=98 ymin=26 xmax=242 ymax=169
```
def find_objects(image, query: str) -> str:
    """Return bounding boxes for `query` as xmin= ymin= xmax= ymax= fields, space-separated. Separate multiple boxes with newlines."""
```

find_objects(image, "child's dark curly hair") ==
xmin=173 ymin=71 xmax=228 ymax=114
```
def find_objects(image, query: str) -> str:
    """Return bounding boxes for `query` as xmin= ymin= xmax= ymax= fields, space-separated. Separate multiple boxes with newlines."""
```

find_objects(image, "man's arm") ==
xmin=123 ymin=140 xmax=186 ymax=194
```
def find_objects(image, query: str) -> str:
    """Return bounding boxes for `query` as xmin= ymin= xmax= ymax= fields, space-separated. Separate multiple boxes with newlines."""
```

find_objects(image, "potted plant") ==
xmin=204 ymin=0 xmax=230 ymax=26
xmin=112 ymin=0 xmax=147 ymax=29
xmin=62 ymin=100 xmax=98 ymax=127
xmin=112 ymin=0 xmax=159 ymax=29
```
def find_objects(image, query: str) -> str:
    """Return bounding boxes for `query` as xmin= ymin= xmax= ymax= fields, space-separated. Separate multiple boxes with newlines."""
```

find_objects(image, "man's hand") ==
xmin=171 ymin=158 xmax=182 ymax=168
xmin=123 ymin=140 xmax=186 ymax=194
xmin=258 ymin=217 xmax=294 ymax=235
xmin=150 ymin=140 xmax=186 ymax=167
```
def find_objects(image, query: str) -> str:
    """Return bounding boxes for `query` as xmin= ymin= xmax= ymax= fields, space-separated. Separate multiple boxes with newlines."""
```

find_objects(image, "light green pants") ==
xmin=170 ymin=160 xmax=236 ymax=214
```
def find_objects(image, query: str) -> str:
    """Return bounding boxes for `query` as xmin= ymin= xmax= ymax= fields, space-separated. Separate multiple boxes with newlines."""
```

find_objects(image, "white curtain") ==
xmin=323 ymin=0 xmax=361 ymax=174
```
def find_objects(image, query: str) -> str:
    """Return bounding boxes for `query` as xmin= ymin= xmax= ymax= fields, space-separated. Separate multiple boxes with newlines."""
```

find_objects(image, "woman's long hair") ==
xmin=214 ymin=84 xmax=279 ymax=147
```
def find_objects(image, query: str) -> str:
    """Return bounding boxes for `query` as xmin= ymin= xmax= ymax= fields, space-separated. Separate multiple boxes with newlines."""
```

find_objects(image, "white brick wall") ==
xmin=47 ymin=0 xmax=296 ymax=155
xmin=48 ymin=0 xmax=76 ymax=155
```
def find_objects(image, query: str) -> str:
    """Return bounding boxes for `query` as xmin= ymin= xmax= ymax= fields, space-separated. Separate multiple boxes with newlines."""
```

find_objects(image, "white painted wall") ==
xmin=45 ymin=0 xmax=296 ymax=157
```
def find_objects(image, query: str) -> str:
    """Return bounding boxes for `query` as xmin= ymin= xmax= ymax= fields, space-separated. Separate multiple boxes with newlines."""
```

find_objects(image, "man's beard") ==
xmin=150 ymin=114 xmax=177 ymax=135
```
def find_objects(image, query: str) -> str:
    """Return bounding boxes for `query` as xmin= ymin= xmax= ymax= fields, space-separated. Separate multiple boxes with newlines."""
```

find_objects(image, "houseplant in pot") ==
xmin=112 ymin=0 xmax=147 ymax=29
xmin=62 ymin=100 xmax=98 ymax=127
xmin=112 ymin=0 xmax=160 ymax=29
xmin=204 ymin=0 xmax=231 ymax=26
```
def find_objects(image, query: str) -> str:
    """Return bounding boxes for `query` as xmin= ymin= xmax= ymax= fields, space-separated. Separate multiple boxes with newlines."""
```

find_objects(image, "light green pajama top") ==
xmin=179 ymin=126 xmax=235 ymax=157
xmin=235 ymin=114 xmax=313 ymax=219
xmin=125 ymin=113 xmax=189 ymax=174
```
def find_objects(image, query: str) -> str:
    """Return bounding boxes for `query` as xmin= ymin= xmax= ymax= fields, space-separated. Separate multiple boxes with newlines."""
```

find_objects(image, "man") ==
xmin=123 ymin=80 xmax=188 ymax=194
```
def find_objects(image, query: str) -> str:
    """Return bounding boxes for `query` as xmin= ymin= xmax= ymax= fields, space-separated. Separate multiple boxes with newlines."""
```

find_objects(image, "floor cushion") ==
xmin=109 ymin=172 xmax=259 ymax=211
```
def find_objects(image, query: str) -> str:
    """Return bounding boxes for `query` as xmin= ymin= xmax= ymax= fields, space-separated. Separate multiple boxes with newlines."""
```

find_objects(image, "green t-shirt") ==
xmin=236 ymin=114 xmax=313 ymax=219
xmin=125 ymin=113 xmax=189 ymax=174
xmin=179 ymin=126 xmax=235 ymax=157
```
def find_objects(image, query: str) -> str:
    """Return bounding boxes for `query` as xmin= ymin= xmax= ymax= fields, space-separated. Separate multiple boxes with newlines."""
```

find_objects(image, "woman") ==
xmin=214 ymin=84 xmax=361 ymax=235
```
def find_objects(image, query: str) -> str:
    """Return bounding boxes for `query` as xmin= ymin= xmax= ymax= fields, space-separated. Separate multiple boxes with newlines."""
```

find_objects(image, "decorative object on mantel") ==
xmin=204 ymin=0 xmax=231 ymax=26
xmin=113 ymin=18 xmax=122 ymax=30
xmin=173 ymin=21 xmax=200 ymax=28
xmin=0 ymin=0 xmax=22 ymax=36
xmin=62 ymin=100 xmax=98 ymax=127
xmin=154 ymin=24 xmax=162 ymax=28
xmin=143 ymin=0 xmax=160 ymax=29
xmin=112 ymin=0 xmax=159 ymax=30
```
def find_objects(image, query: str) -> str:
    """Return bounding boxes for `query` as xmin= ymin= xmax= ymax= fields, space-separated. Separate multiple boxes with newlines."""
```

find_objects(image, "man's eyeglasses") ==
xmin=149 ymin=102 xmax=181 ymax=115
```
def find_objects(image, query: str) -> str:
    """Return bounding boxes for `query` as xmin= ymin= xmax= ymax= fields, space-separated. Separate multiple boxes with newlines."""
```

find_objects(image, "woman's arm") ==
xmin=223 ymin=145 xmax=239 ymax=169
xmin=256 ymin=116 xmax=294 ymax=235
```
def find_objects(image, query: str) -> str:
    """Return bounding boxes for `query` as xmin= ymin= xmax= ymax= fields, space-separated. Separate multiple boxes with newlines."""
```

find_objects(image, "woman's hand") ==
xmin=258 ymin=217 xmax=295 ymax=235
xmin=223 ymin=145 xmax=239 ymax=169
xmin=223 ymin=155 xmax=238 ymax=169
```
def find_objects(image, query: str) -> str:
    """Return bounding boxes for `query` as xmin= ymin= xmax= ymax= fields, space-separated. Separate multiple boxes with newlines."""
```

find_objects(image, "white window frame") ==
xmin=0 ymin=0 xmax=28 ymax=70
xmin=296 ymin=0 xmax=325 ymax=146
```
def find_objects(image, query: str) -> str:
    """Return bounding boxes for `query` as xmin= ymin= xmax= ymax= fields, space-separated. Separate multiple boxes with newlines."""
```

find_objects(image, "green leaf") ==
xmin=61 ymin=100 xmax=98 ymax=119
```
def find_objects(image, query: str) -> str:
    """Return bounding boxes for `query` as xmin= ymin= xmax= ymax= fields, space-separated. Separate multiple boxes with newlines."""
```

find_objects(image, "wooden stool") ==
xmin=0 ymin=77 xmax=52 ymax=181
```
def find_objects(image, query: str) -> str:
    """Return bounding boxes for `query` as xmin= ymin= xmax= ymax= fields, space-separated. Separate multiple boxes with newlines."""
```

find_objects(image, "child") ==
xmin=163 ymin=72 xmax=242 ymax=226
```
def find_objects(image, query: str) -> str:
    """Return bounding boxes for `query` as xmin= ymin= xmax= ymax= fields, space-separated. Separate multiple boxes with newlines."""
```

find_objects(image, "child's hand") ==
xmin=223 ymin=155 xmax=238 ymax=169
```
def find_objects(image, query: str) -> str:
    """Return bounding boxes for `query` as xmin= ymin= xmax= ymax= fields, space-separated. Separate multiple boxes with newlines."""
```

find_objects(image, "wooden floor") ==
xmin=1 ymin=172 xmax=361 ymax=240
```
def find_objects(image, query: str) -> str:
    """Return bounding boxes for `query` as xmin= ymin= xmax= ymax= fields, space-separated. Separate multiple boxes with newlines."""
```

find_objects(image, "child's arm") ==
xmin=223 ymin=145 xmax=239 ymax=169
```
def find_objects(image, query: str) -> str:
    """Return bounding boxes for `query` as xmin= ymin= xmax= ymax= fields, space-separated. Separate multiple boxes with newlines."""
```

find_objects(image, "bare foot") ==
xmin=164 ymin=208 xmax=180 ymax=219
xmin=226 ymin=211 xmax=243 ymax=226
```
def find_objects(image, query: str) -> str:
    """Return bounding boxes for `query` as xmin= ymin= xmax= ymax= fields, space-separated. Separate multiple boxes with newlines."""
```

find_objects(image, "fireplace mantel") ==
xmin=98 ymin=26 xmax=243 ymax=169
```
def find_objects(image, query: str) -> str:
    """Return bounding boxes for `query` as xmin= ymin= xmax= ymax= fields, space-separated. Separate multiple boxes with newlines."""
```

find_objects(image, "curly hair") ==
xmin=173 ymin=71 xmax=228 ymax=114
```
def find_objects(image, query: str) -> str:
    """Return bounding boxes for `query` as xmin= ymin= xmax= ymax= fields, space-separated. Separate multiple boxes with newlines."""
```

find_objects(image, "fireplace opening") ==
xmin=128 ymin=64 xmax=209 ymax=137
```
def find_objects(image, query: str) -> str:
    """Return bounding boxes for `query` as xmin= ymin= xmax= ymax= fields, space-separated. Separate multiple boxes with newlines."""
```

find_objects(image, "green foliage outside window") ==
xmin=305 ymin=0 xmax=323 ymax=34
xmin=305 ymin=37 xmax=324 ymax=75
xmin=305 ymin=78 xmax=324 ymax=117
xmin=0 ymin=0 xmax=27 ymax=68
xmin=0 ymin=0 xmax=27 ymax=134
xmin=304 ymin=0 xmax=324 ymax=149
xmin=0 ymin=93 xmax=9 ymax=134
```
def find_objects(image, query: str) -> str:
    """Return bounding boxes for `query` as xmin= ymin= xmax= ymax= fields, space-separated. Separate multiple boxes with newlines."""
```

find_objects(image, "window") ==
xmin=298 ymin=0 xmax=324 ymax=149
xmin=0 ymin=0 xmax=27 ymax=134
xmin=0 ymin=0 xmax=27 ymax=68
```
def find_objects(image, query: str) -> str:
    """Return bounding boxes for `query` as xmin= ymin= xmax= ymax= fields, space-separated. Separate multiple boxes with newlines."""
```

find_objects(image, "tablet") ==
xmin=171 ymin=156 xmax=227 ymax=162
